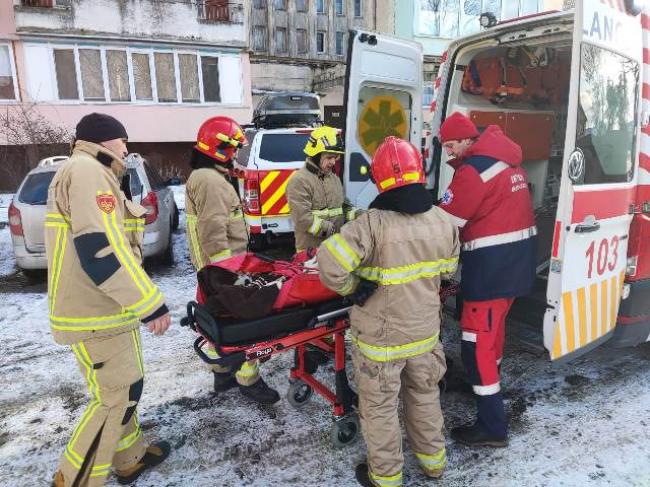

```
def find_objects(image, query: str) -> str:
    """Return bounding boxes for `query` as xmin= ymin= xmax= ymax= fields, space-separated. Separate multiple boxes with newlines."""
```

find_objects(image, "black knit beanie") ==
xmin=75 ymin=113 xmax=128 ymax=144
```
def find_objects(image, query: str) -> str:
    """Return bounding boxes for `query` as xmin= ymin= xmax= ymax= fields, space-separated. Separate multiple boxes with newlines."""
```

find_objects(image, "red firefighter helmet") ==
xmin=195 ymin=116 xmax=247 ymax=164
xmin=370 ymin=136 xmax=425 ymax=193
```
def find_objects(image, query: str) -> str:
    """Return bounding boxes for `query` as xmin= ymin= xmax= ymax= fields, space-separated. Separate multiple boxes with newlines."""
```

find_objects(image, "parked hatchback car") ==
xmin=9 ymin=154 xmax=178 ymax=276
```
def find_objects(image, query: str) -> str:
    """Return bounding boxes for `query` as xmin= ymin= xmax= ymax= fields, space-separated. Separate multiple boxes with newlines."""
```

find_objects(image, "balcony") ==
xmin=197 ymin=1 xmax=244 ymax=23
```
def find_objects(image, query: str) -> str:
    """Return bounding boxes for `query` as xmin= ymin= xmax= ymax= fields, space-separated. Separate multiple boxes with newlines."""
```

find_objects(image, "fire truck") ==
xmin=342 ymin=0 xmax=650 ymax=361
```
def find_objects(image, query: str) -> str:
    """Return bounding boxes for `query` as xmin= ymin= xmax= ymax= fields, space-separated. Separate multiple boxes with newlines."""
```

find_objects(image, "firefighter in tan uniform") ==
xmin=287 ymin=126 xmax=357 ymax=252
xmin=318 ymin=137 xmax=460 ymax=487
xmin=185 ymin=115 xmax=280 ymax=405
xmin=47 ymin=113 xmax=171 ymax=487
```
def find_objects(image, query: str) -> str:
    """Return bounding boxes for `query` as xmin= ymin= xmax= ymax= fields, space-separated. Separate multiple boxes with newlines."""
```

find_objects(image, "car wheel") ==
xmin=171 ymin=204 xmax=180 ymax=232
xmin=23 ymin=269 xmax=47 ymax=283
xmin=160 ymin=224 xmax=174 ymax=265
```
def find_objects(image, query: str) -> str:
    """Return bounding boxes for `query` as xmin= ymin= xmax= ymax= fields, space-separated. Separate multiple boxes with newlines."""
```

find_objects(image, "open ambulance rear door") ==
xmin=544 ymin=0 xmax=643 ymax=361
xmin=343 ymin=31 xmax=423 ymax=209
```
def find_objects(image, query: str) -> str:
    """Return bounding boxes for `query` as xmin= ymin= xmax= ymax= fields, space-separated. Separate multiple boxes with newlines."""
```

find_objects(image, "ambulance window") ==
xmin=259 ymin=133 xmax=311 ymax=162
xmin=575 ymin=43 xmax=639 ymax=185
xmin=357 ymin=85 xmax=411 ymax=158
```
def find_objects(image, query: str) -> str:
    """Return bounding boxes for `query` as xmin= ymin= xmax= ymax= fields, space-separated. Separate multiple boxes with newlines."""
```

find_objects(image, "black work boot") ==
xmin=239 ymin=378 xmax=280 ymax=405
xmin=115 ymin=440 xmax=171 ymax=484
xmin=213 ymin=371 xmax=237 ymax=393
xmin=451 ymin=423 xmax=508 ymax=447
xmin=355 ymin=463 xmax=375 ymax=487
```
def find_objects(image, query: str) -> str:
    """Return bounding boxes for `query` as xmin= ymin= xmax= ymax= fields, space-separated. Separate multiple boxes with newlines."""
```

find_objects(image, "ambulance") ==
xmin=342 ymin=0 xmax=650 ymax=361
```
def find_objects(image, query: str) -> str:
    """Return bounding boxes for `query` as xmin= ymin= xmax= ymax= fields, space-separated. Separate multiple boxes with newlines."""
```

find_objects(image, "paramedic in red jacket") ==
xmin=438 ymin=112 xmax=537 ymax=447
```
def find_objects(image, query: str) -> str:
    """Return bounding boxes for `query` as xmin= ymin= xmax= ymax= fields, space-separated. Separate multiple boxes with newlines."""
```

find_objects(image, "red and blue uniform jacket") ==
xmin=440 ymin=125 xmax=537 ymax=301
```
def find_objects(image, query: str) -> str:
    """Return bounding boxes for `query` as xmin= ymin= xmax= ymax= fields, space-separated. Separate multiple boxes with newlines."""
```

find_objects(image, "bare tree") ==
xmin=0 ymin=104 xmax=72 ymax=191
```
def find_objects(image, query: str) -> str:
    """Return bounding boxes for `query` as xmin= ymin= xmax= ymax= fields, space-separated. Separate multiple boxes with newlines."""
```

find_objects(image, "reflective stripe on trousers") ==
xmin=369 ymin=470 xmax=403 ymax=487
xmin=350 ymin=333 xmax=439 ymax=362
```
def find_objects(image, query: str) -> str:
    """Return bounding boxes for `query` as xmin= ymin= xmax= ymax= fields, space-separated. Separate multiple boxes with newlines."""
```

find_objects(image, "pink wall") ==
xmin=0 ymin=0 xmax=16 ymax=38
xmin=12 ymin=104 xmax=253 ymax=143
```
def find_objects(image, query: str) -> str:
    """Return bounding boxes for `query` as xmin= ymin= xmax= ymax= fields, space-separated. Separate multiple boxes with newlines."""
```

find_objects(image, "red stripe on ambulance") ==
xmin=572 ymin=189 xmax=634 ymax=224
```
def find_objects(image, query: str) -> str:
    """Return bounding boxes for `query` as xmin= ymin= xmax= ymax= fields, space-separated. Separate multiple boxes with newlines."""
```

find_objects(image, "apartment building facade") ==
xmin=0 ymin=0 xmax=254 ymax=188
xmin=248 ymin=0 xmax=394 ymax=109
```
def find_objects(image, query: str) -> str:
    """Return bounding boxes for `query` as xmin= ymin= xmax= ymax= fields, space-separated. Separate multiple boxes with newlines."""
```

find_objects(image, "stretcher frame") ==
xmin=181 ymin=301 xmax=361 ymax=448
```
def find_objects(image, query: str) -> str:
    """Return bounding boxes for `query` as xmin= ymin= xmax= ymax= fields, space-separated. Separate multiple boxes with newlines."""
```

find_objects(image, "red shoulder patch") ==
xmin=96 ymin=194 xmax=116 ymax=214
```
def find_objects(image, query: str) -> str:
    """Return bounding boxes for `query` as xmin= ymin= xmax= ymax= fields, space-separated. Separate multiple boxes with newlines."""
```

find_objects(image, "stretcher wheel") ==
xmin=330 ymin=414 xmax=360 ymax=449
xmin=286 ymin=380 xmax=313 ymax=408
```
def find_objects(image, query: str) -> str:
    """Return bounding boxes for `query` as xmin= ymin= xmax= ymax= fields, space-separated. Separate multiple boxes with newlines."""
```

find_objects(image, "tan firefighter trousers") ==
xmin=205 ymin=346 xmax=260 ymax=387
xmin=352 ymin=344 xmax=448 ymax=486
xmin=58 ymin=330 xmax=146 ymax=487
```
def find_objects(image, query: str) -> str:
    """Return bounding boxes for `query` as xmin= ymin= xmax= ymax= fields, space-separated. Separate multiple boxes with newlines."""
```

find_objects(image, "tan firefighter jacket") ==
xmin=45 ymin=141 xmax=167 ymax=345
xmin=185 ymin=166 xmax=248 ymax=271
xmin=286 ymin=159 xmax=350 ymax=252
xmin=318 ymin=207 xmax=460 ymax=362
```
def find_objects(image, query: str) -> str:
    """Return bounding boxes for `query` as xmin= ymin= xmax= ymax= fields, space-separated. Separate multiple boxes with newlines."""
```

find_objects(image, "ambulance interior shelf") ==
xmin=460 ymin=45 xmax=571 ymax=109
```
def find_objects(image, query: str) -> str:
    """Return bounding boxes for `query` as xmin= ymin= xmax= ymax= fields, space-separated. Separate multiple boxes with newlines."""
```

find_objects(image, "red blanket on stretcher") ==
xmin=196 ymin=252 xmax=339 ymax=320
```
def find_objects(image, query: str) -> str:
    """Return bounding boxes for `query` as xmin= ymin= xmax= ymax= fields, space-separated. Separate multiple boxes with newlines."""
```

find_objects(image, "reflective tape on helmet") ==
xmin=351 ymin=333 xmax=439 ymax=362
xmin=356 ymin=258 xmax=458 ymax=286
xmin=379 ymin=177 xmax=396 ymax=190
xmin=322 ymin=234 xmax=361 ymax=272
xmin=369 ymin=469 xmax=403 ymax=487
xmin=415 ymin=448 xmax=447 ymax=471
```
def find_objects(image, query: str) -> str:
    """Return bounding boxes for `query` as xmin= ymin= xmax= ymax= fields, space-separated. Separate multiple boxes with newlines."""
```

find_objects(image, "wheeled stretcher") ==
xmin=181 ymin=253 xmax=362 ymax=448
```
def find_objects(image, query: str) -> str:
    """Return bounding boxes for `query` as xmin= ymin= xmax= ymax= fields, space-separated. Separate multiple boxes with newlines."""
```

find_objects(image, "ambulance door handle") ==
xmin=575 ymin=221 xmax=600 ymax=233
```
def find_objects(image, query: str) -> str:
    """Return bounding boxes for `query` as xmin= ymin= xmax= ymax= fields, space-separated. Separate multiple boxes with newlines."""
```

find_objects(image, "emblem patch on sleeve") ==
xmin=96 ymin=194 xmax=117 ymax=214
xmin=441 ymin=189 xmax=453 ymax=206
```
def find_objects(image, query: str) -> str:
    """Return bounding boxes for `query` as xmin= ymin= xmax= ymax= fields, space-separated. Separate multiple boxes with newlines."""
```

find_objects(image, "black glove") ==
xmin=349 ymin=279 xmax=378 ymax=307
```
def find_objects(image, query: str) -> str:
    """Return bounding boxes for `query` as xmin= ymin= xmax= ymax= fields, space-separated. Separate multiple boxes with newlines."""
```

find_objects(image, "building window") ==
xmin=296 ymin=0 xmax=307 ymax=11
xmin=316 ymin=0 xmax=326 ymax=14
xmin=335 ymin=31 xmax=345 ymax=56
xmin=296 ymin=29 xmax=308 ymax=54
xmin=131 ymin=52 xmax=153 ymax=101
xmin=24 ymin=43 xmax=235 ymax=105
xmin=253 ymin=26 xmax=268 ymax=51
xmin=107 ymin=50 xmax=131 ymax=102
xmin=179 ymin=53 xmax=200 ymax=103
xmin=275 ymin=28 xmax=288 ymax=54
xmin=201 ymin=56 xmax=221 ymax=102
xmin=316 ymin=31 xmax=326 ymax=53
xmin=79 ymin=49 xmax=105 ymax=101
xmin=354 ymin=0 xmax=361 ymax=17
xmin=274 ymin=0 xmax=286 ymax=10
xmin=53 ymin=49 xmax=79 ymax=100
xmin=335 ymin=0 xmax=343 ymax=15
xmin=154 ymin=52 xmax=177 ymax=102
xmin=0 ymin=46 xmax=16 ymax=100
xmin=253 ymin=0 xmax=266 ymax=8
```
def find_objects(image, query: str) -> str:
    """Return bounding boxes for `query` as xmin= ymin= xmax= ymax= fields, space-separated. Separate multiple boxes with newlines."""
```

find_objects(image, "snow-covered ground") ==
xmin=169 ymin=184 xmax=185 ymax=211
xmin=1 ymin=217 xmax=650 ymax=486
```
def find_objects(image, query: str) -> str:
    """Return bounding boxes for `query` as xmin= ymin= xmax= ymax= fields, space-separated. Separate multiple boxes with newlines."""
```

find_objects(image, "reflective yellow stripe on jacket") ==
xmin=123 ymin=218 xmax=145 ymax=232
xmin=323 ymin=234 xmax=361 ymax=272
xmin=309 ymin=207 xmax=343 ymax=236
xmin=351 ymin=333 xmax=439 ymax=362
xmin=186 ymin=213 xmax=206 ymax=269
xmin=357 ymin=258 xmax=458 ymax=286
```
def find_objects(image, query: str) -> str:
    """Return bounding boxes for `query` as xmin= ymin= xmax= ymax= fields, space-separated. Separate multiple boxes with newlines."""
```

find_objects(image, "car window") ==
xmin=127 ymin=168 xmax=144 ymax=197
xmin=144 ymin=162 xmax=166 ymax=190
xmin=258 ymin=133 xmax=311 ymax=163
xmin=18 ymin=172 xmax=56 ymax=205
